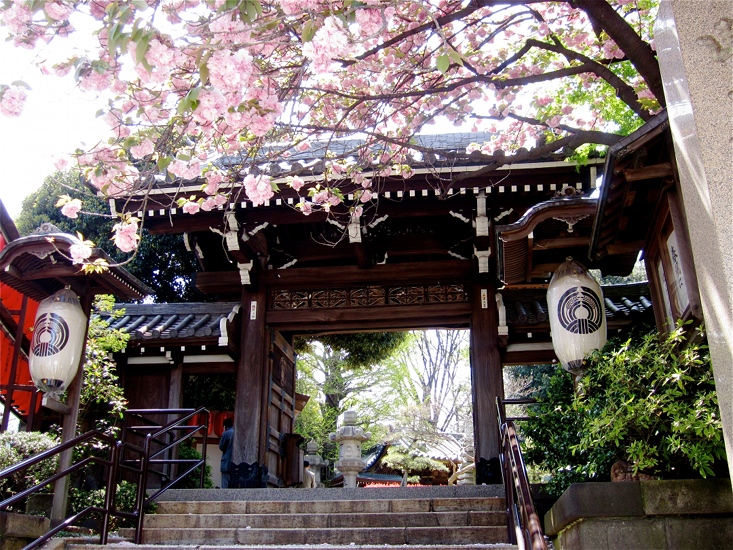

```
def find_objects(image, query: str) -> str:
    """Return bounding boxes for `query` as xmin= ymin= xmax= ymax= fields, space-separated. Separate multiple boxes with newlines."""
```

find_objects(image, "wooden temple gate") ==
xmin=110 ymin=133 xmax=651 ymax=486
xmin=0 ymin=116 xmax=707 ymax=492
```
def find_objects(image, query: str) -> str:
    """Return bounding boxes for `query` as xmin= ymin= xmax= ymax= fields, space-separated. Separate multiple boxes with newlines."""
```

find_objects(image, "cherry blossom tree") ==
xmin=0 ymin=0 xmax=661 ymax=260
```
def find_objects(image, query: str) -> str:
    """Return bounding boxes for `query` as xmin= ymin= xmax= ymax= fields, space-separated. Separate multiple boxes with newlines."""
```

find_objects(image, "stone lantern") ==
xmin=304 ymin=440 xmax=328 ymax=487
xmin=329 ymin=409 xmax=370 ymax=488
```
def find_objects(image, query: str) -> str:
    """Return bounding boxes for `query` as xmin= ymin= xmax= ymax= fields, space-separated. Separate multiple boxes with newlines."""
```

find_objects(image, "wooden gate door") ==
xmin=263 ymin=330 xmax=302 ymax=487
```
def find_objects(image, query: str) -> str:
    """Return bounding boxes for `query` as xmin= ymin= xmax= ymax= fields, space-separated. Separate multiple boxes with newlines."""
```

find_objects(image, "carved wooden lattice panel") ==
xmin=271 ymin=290 xmax=308 ymax=310
xmin=350 ymin=287 xmax=386 ymax=307
xmin=268 ymin=283 xmax=468 ymax=310
xmin=388 ymin=286 xmax=426 ymax=305
xmin=429 ymin=284 xmax=468 ymax=302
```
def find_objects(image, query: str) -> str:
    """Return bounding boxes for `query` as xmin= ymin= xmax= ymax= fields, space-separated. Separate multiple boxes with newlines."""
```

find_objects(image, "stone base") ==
xmin=0 ymin=511 xmax=50 ymax=550
xmin=229 ymin=461 xmax=269 ymax=488
xmin=545 ymin=479 xmax=733 ymax=550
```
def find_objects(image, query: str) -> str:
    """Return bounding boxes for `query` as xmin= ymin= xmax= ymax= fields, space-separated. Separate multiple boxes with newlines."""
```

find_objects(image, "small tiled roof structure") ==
xmin=498 ymin=282 xmax=653 ymax=365
xmin=502 ymin=282 xmax=652 ymax=327
xmin=0 ymin=224 xmax=151 ymax=302
xmin=106 ymin=302 xmax=240 ymax=345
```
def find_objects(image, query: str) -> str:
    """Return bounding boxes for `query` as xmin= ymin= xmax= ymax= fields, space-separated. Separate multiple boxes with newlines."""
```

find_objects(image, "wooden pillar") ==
xmin=469 ymin=280 xmax=504 ymax=484
xmin=3 ymin=294 xmax=28 ymax=431
xmin=51 ymin=291 xmax=93 ymax=525
xmin=232 ymin=285 xmax=268 ymax=465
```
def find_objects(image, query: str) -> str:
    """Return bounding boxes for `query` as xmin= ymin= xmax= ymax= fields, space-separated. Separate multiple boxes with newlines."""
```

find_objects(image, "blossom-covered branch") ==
xmin=0 ymin=0 xmax=662 ymax=259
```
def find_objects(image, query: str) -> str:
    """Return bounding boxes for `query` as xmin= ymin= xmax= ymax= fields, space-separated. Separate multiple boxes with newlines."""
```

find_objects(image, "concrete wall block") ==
xmin=640 ymin=479 xmax=733 ymax=516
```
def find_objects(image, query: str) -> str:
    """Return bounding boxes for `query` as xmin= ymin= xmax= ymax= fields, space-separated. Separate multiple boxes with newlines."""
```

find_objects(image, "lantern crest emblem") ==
xmin=32 ymin=313 xmax=71 ymax=357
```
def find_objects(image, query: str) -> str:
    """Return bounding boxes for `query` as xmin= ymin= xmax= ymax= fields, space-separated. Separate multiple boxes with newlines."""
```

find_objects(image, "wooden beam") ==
xmin=622 ymin=162 xmax=674 ymax=182
xmin=263 ymin=260 xmax=473 ymax=288
xmin=266 ymin=302 xmax=472 ymax=332
xmin=532 ymin=236 xmax=590 ymax=250
xmin=233 ymin=286 xmax=268 ymax=465
xmin=195 ymin=260 xmax=473 ymax=294
xmin=502 ymin=349 xmax=558 ymax=365
xmin=605 ymin=241 xmax=646 ymax=255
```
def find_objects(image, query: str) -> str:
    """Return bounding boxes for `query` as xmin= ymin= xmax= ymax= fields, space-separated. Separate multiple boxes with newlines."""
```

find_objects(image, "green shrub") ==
xmin=522 ymin=368 xmax=616 ymax=497
xmin=69 ymin=480 xmax=141 ymax=531
xmin=171 ymin=440 xmax=213 ymax=489
xmin=578 ymin=323 xmax=726 ymax=479
xmin=0 ymin=432 xmax=59 ymax=511
xmin=523 ymin=324 xmax=726 ymax=497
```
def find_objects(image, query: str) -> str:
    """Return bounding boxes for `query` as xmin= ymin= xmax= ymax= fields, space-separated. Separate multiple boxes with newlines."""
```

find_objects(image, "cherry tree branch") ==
xmin=571 ymin=0 xmax=664 ymax=103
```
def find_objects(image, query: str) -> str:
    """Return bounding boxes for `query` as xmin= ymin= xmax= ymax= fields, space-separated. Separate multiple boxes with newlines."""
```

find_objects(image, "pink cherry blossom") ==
xmin=289 ymin=176 xmax=305 ymax=191
xmin=243 ymin=174 xmax=274 ymax=206
xmin=44 ymin=2 xmax=73 ymax=21
xmin=54 ymin=156 xmax=70 ymax=170
xmin=0 ymin=87 xmax=27 ymax=117
xmin=69 ymin=243 xmax=93 ymax=264
xmin=355 ymin=8 xmax=383 ymax=37
xmin=61 ymin=199 xmax=83 ymax=219
xmin=182 ymin=200 xmax=201 ymax=214
xmin=130 ymin=138 xmax=155 ymax=159
xmin=113 ymin=219 xmax=140 ymax=253
xmin=169 ymin=159 xmax=202 ymax=180
xmin=302 ymin=16 xmax=350 ymax=73
xmin=201 ymin=194 xmax=227 ymax=211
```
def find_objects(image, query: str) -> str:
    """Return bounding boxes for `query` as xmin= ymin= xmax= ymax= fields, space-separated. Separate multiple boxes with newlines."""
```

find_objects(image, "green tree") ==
xmin=15 ymin=170 xmax=199 ymax=302
xmin=78 ymin=295 xmax=129 ymax=438
xmin=381 ymin=445 xmax=449 ymax=484
xmin=294 ymin=332 xmax=407 ymax=460
xmin=578 ymin=323 xmax=726 ymax=480
xmin=384 ymin=330 xmax=473 ymax=459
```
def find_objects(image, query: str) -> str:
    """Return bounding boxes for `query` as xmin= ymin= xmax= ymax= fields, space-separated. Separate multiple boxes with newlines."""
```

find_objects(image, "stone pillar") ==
xmin=655 ymin=0 xmax=733 ymax=482
xmin=329 ymin=410 xmax=370 ymax=488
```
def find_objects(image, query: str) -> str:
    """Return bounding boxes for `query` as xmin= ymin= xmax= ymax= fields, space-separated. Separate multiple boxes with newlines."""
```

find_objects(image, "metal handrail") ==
xmin=0 ymin=430 xmax=120 ymax=550
xmin=0 ymin=407 xmax=209 ymax=549
xmin=497 ymin=397 xmax=547 ymax=550
xmin=120 ymin=407 xmax=209 ymax=543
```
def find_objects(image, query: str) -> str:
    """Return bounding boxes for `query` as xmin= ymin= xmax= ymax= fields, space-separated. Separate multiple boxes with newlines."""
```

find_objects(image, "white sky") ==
xmin=0 ymin=37 xmax=108 ymax=221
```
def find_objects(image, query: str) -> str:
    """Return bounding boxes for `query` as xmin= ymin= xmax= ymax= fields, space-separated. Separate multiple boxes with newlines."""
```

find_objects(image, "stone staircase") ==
xmin=61 ymin=485 xmax=517 ymax=549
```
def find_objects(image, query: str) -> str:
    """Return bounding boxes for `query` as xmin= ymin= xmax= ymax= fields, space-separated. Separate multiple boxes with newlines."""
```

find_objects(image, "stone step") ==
xmin=143 ymin=510 xmax=506 ymax=529
xmin=154 ymin=497 xmax=505 ymax=516
xmin=155 ymin=486 xmax=504 ymax=503
xmin=65 ymin=544 xmax=519 ymax=550
xmin=118 ymin=525 xmax=509 ymax=546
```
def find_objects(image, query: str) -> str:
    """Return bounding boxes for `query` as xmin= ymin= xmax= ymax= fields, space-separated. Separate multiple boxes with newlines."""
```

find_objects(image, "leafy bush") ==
xmin=522 ymin=368 xmax=616 ymax=497
xmin=69 ymin=480 xmax=141 ymax=531
xmin=171 ymin=440 xmax=213 ymax=489
xmin=0 ymin=432 xmax=59 ymax=511
xmin=579 ymin=323 xmax=726 ymax=479
xmin=523 ymin=324 xmax=726 ymax=497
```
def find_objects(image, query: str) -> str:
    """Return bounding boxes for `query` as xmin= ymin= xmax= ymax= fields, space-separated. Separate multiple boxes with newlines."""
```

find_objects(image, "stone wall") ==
xmin=545 ymin=480 xmax=733 ymax=550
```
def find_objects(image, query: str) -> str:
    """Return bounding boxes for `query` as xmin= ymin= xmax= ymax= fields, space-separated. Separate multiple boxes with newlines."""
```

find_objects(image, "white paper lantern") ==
xmin=547 ymin=258 xmax=607 ymax=372
xmin=29 ymin=288 xmax=88 ymax=395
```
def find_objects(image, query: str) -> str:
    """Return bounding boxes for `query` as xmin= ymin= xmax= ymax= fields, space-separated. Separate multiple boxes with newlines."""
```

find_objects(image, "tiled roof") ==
xmin=105 ymin=302 xmax=239 ymax=341
xmin=502 ymin=282 xmax=652 ymax=326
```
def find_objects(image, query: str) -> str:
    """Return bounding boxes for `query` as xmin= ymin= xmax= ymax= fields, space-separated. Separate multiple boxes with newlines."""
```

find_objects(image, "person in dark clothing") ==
xmin=219 ymin=417 xmax=234 ymax=488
